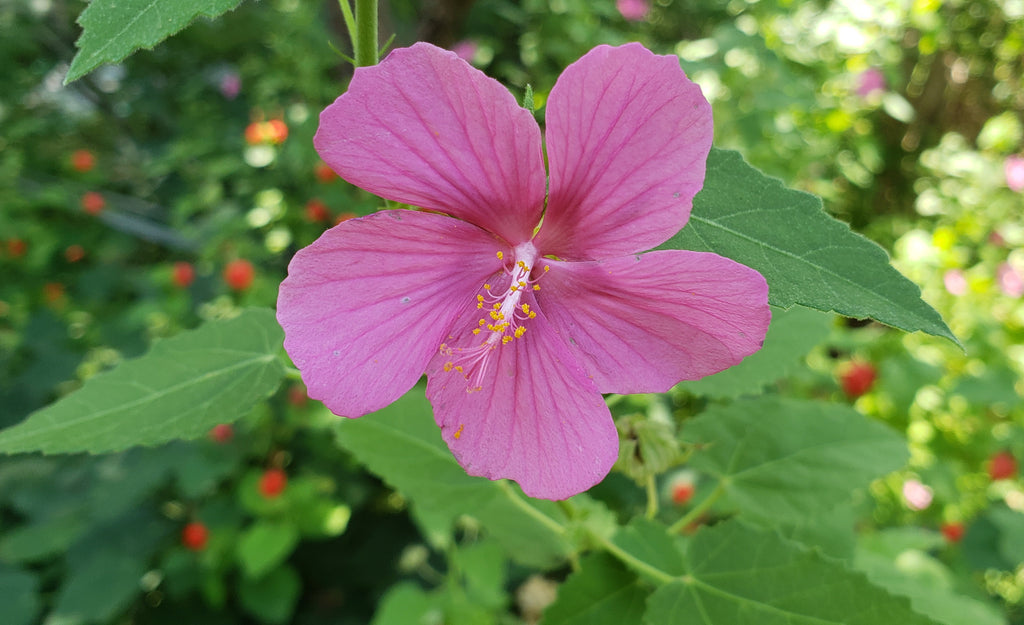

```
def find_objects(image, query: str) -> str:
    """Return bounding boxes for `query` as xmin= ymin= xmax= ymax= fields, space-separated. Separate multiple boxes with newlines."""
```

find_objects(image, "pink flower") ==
xmin=1006 ymin=155 xmax=1024 ymax=192
xmin=902 ymin=479 xmax=933 ymax=510
xmin=451 ymin=39 xmax=478 ymax=63
xmin=617 ymin=0 xmax=651 ymax=21
xmin=943 ymin=269 xmax=967 ymax=296
xmin=856 ymin=68 xmax=887 ymax=98
xmin=278 ymin=43 xmax=770 ymax=499
xmin=998 ymin=262 xmax=1024 ymax=297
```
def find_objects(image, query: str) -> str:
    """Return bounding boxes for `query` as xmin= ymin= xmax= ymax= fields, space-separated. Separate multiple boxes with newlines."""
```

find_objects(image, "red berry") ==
xmin=266 ymin=119 xmax=288 ymax=144
xmin=7 ymin=238 xmax=27 ymax=258
xmin=65 ymin=244 xmax=85 ymax=263
xmin=43 ymin=282 xmax=65 ymax=305
xmin=259 ymin=468 xmax=288 ymax=499
xmin=839 ymin=361 xmax=876 ymax=398
xmin=81 ymin=191 xmax=106 ymax=215
xmin=988 ymin=451 xmax=1018 ymax=481
xmin=314 ymin=162 xmax=336 ymax=183
xmin=223 ymin=259 xmax=254 ymax=291
xmin=941 ymin=522 xmax=965 ymax=543
xmin=244 ymin=122 xmax=264 ymax=145
xmin=671 ymin=482 xmax=695 ymax=505
xmin=287 ymin=385 xmax=308 ymax=407
xmin=171 ymin=261 xmax=196 ymax=289
xmin=181 ymin=521 xmax=209 ymax=551
xmin=304 ymin=199 xmax=330 ymax=223
xmin=71 ymin=149 xmax=95 ymax=173
xmin=334 ymin=212 xmax=357 ymax=225
xmin=208 ymin=423 xmax=233 ymax=443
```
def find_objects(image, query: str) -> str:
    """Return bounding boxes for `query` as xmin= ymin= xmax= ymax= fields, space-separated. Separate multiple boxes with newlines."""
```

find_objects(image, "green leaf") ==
xmin=854 ymin=529 xmax=1007 ymax=625
xmin=237 ymin=565 xmax=301 ymax=625
xmin=0 ymin=309 xmax=285 ymax=455
xmin=456 ymin=539 xmax=508 ymax=610
xmin=989 ymin=507 xmax=1024 ymax=567
xmin=235 ymin=520 xmax=299 ymax=579
xmin=333 ymin=389 xmax=570 ymax=568
xmin=678 ymin=305 xmax=831 ymax=398
xmin=0 ymin=564 xmax=39 ymax=625
xmin=683 ymin=397 xmax=908 ymax=523
xmin=662 ymin=149 xmax=956 ymax=345
xmin=612 ymin=518 xmax=687 ymax=581
xmin=644 ymin=522 xmax=940 ymax=625
xmin=65 ymin=0 xmax=245 ymax=84
xmin=371 ymin=583 xmax=443 ymax=625
xmin=541 ymin=553 xmax=649 ymax=625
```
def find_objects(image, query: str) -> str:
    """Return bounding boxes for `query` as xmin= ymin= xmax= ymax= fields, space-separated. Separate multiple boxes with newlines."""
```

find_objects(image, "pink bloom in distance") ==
xmin=1006 ymin=155 xmax=1024 ymax=192
xmin=902 ymin=479 xmax=933 ymax=511
xmin=278 ymin=43 xmax=770 ymax=500
xmin=451 ymin=39 xmax=478 ymax=63
xmin=617 ymin=0 xmax=651 ymax=21
xmin=943 ymin=269 xmax=967 ymax=296
xmin=857 ymin=68 xmax=887 ymax=98
xmin=998 ymin=262 xmax=1024 ymax=298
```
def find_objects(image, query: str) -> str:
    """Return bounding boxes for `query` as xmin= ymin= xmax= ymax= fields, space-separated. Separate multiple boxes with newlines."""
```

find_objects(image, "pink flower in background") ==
xmin=857 ymin=68 xmax=887 ymax=97
xmin=1006 ymin=155 xmax=1024 ymax=192
xmin=902 ymin=479 xmax=933 ymax=510
xmin=998 ymin=262 xmax=1024 ymax=297
xmin=278 ymin=43 xmax=770 ymax=499
xmin=616 ymin=0 xmax=651 ymax=21
xmin=451 ymin=39 xmax=478 ymax=63
xmin=943 ymin=269 xmax=967 ymax=296
xmin=219 ymin=70 xmax=241 ymax=100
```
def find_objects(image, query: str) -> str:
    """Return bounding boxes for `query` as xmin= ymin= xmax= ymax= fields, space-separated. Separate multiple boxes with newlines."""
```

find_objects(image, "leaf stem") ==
xmin=338 ymin=0 xmax=357 ymax=58
xmin=588 ymin=529 xmax=675 ymax=584
xmin=645 ymin=474 xmax=659 ymax=520
xmin=284 ymin=367 xmax=303 ymax=381
xmin=353 ymin=0 xmax=378 ymax=67
xmin=667 ymin=481 xmax=725 ymax=534
xmin=500 ymin=481 xmax=567 ymax=536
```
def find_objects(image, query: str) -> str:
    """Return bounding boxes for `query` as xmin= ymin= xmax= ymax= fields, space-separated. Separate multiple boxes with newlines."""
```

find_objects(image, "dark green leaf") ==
xmin=0 ymin=309 xmax=285 ymax=455
xmin=662 ymin=149 xmax=956 ymax=345
xmin=237 ymin=565 xmax=301 ymax=625
xmin=0 ymin=564 xmax=39 ymax=625
xmin=66 ymin=0 xmax=245 ymax=83
xmin=541 ymin=553 xmax=649 ymax=625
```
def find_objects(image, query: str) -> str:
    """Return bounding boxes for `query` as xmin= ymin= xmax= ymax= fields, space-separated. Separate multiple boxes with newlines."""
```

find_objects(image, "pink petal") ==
xmin=536 ymin=43 xmax=713 ymax=259
xmin=424 ymin=290 xmax=618 ymax=500
xmin=536 ymin=250 xmax=770 ymax=393
xmin=315 ymin=43 xmax=546 ymax=245
xmin=277 ymin=210 xmax=505 ymax=417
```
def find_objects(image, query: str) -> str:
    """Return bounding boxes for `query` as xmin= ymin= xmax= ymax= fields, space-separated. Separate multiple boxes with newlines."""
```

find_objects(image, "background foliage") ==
xmin=1 ymin=0 xmax=1023 ymax=624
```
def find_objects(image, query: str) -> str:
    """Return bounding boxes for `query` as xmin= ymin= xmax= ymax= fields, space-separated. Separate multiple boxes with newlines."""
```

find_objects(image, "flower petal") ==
xmin=537 ymin=251 xmax=770 ymax=393
xmin=315 ymin=43 xmax=546 ymax=245
xmin=425 ymin=291 xmax=618 ymax=500
xmin=277 ymin=210 xmax=505 ymax=417
xmin=536 ymin=43 xmax=713 ymax=259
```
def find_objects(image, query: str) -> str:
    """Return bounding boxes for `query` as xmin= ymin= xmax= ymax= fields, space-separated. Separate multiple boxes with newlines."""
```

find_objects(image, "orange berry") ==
xmin=314 ymin=162 xmax=337 ymax=183
xmin=223 ymin=259 xmax=255 ymax=291
xmin=81 ymin=191 xmax=106 ymax=215
xmin=989 ymin=451 xmax=1018 ymax=481
xmin=71 ymin=149 xmax=96 ymax=173
xmin=941 ymin=522 xmax=965 ymax=543
xmin=266 ymin=119 xmax=288 ymax=144
xmin=304 ymin=199 xmax=330 ymax=223
xmin=208 ymin=423 xmax=233 ymax=443
xmin=259 ymin=468 xmax=288 ymax=499
xmin=7 ymin=238 xmax=27 ymax=258
xmin=64 ymin=244 xmax=85 ymax=263
xmin=171 ymin=261 xmax=196 ymax=289
xmin=181 ymin=522 xmax=209 ymax=551
xmin=244 ymin=122 xmax=264 ymax=145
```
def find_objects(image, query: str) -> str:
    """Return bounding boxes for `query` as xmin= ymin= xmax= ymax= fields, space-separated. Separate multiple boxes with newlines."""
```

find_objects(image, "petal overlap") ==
xmin=425 ymin=291 xmax=618 ymax=500
xmin=536 ymin=250 xmax=770 ymax=394
xmin=277 ymin=210 xmax=505 ymax=417
xmin=315 ymin=43 xmax=546 ymax=245
xmin=537 ymin=43 xmax=713 ymax=259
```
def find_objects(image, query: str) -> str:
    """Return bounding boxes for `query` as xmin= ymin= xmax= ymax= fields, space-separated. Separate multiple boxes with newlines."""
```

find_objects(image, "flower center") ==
xmin=439 ymin=241 xmax=549 ymax=392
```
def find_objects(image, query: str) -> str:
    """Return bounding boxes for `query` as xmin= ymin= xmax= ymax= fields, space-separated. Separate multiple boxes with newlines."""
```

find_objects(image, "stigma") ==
xmin=440 ymin=242 xmax=548 ymax=391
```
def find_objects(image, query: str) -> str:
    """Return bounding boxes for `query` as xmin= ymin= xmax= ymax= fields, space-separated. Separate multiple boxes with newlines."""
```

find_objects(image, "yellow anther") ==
xmin=473 ymin=328 xmax=481 ymax=335
xmin=517 ymin=261 xmax=526 ymax=269
xmin=455 ymin=365 xmax=464 ymax=373
xmin=483 ymin=283 xmax=491 ymax=290
xmin=514 ymin=326 xmax=526 ymax=338
xmin=521 ymin=304 xmax=530 ymax=313
xmin=529 ymin=311 xmax=536 ymax=318
xmin=496 ymin=251 xmax=503 ymax=260
xmin=444 ymin=362 xmax=453 ymax=372
xmin=510 ymin=285 xmax=518 ymax=292
xmin=502 ymin=336 xmax=513 ymax=344
xmin=492 ymin=303 xmax=500 ymax=309
xmin=532 ymin=285 xmax=541 ymax=291
xmin=543 ymin=265 xmax=550 ymax=272
xmin=477 ymin=303 xmax=483 ymax=309
xmin=477 ymin=294 xmax=484 ymax=302
xmin=454 ymin=424 xmax=464 ymax=440
xmin=518 ymin=281 xmax=526 ymax=288
xmin=478 ymin=319 xmax=486 ymax=326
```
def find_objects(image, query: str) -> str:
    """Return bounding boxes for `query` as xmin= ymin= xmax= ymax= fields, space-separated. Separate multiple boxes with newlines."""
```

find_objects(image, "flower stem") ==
xmin=667 ymin=481 xmax=725 ymax=535
xmin=588 ymin=529 xmax=675 ymax=584
xmin=353 ymin=0 xmax=379 ymax=67
xmin=284 ymin=367 xmax=302 ymax=381
xmin=500 ymin=481 xmax=567 ymax=536
xmin=645 ymin=474 xmax=659 ymax=520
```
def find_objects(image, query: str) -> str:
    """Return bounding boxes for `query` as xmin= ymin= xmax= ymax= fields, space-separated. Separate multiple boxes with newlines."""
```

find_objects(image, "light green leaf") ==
xmin=456 ymin=539 xmax=508 ymax=610
xmin=333 ymin=390 xmax=570 ymax=568
xmin=235 ymin=520 xmax=300 ymax=579
xmin=0 ymin=564 xmax=39 ymax=625
xmin=371 ymin=583 xmax=443 ymax=625
xmin=65 ymin=0 xmax=245 ymax=84
xmin=683 ymin=397 xmax=908 ymax=523
xmin=678 ymin=305 xmax=831 ymax=398
xmin=541 ymin=553 xmax=649 ymax=625
xmin=661 ymin=149 xmax=956 ymax=345
xmin=0 ymin=309 xmax=285 ymax=455
xmin=611 ymin=518 xmax=687 ymax=582
xmin=643 ymin=521 xmax=939 ymax=625
xmin=237 ymin=565 xmax=301 ymax=625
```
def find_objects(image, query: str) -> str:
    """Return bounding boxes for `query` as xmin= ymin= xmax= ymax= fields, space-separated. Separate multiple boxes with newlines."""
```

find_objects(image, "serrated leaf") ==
xmin=235 ymin=520 xmax=299 ymax=579
xmin=541 ymin=553 xmax=649 ymax=625
xmin=661 ymin=149 xmax=956 ymax=345
xmin=333 ymin=390 xmax=570 ymax=568
xmin=679 ymin=305 xmax=831 ymax=398
xmin=0 ymin=309 xmax=285 ymax=455
xmin=611 ymin=518 xmax=687 ymax=581
xmin=683 ymin=398 xmax=908 ymax=523
xmin=65 ymin=0 xmax=245 ymax=84
xmin=643 ymin=521 xmax=940 ymax=625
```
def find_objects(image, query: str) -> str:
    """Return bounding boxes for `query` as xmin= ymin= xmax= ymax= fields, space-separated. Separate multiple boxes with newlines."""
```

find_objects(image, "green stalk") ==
xmin=353 ymin=0 xmax=379 ymax=67
xmin=667 ymin=481 xmax=725 ymax=535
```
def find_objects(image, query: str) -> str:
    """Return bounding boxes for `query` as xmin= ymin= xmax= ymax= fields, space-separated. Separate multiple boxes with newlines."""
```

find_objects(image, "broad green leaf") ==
xmin=65 ymin=0 xmax=245 ymax=84
xmin=661 ymin=149 xmax=956 ymax=345
xmin=854 ymin=529 xmax=1006 ymax=625
xmin=235 ymin=520 xmax=299 ymax=579
xmin=372 ymin=583 xmax=443 ymax=625
xmin=541 ymin=553 xmax=649 ymax=625
xmin=611 ymin=518 xmax=687 ymax=581
xmin=0 ymin=564 xmax=39 ymax=625
xmin=0 ymin=309 xmax=285 ymax=455
xmin=643 ymin=521 xmax=939 ymax=625
xmin=456 ymin=539 xmax=509 ymax=610
xmin=237 ymin=565 xmax=301 ymax=625
xmin=678 ymin=305 xmax=831 ymax=398
xmin=333 ymin=390 xmax=570 ymax=568
xmin=989 ymin=507 xmax=1024 ymax=566
xmin=683 ymin=397 xmax=908 ymax=523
